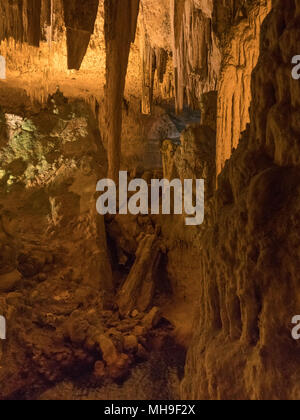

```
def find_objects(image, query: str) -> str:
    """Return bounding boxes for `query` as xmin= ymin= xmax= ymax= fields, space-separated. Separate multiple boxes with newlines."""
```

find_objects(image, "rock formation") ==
xmin=0 ymin=0 xmax=299 ymax=401
xmin=63 ymin=0 xmax=100 ymax=70
xmin=171 ymin=0 xmax=220 ymax=113
xmin=215 ymin=0 xmax=272 ymax=175
xmin=104 ymin=0 xmax=140 ymax=181
xmin=117 ymin=230 xmax=162 ymax=317
xmin=182 ymin=0 xmax=300 ymax=400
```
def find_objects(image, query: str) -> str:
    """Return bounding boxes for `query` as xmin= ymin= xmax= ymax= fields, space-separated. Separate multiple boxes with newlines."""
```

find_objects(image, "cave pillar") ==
xmin=104 ymin=0 xmax=140 ymax=182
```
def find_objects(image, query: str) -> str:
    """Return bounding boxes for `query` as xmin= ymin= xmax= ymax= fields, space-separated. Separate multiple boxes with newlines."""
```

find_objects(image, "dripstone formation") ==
xmin=0 ymin=0 xmax=299 ymax=401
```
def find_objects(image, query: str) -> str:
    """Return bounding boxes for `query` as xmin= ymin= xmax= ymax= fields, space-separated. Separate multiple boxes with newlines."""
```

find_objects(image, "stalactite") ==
xmin=138 ymin=0 xmax=171 ymax=115
xmin=0 ymin=0 xmax=98 ymax=69
xmin=0 ymin=0 xmax=24 ymax=44
xmin=62 ymin=0 xmax=99 ymax=70
xmin=104 ymin=0 xmax=140 ymax=182
xmin=23 ymin=0 xmax=42 ymax=47
xmin=170 ymin=0 xmax=220 ymax=113
xmin=140 ymin=39 xmax=169 ymax=115
xmin=40 ymin=0 xmax=51 ymax=41
xmin=140 ymin=37 xmax=156 ymax=115
xmin=0 ymin=0 xmax=42 ymax=46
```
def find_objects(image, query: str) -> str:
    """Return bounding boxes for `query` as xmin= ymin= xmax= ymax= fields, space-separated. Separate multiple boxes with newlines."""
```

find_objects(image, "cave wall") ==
xmin=215 ymin=0 xmax=272 ymax=175
xmin=182 ymin=0 xmax=300 ymax=400
xmin=62 ymin=0 xmax=100 ymax=70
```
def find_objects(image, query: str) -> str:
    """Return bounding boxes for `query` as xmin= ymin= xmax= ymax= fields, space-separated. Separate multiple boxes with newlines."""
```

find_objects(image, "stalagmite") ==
xmin=117 ymin=232 xmax=161 ymax=317
xmin=104 ymin=0 xmax=140 ymax=182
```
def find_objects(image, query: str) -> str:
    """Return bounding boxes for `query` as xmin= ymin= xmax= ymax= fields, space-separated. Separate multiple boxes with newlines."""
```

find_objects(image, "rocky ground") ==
xmin=0 ymin=88 xmax=187 ymax=400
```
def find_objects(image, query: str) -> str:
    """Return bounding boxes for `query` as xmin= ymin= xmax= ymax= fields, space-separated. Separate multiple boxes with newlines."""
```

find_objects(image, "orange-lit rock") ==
xmin=0 ymin=0 xmax=299 ymax=402
xmin=182 ymin=0 xmax=300 ymax=400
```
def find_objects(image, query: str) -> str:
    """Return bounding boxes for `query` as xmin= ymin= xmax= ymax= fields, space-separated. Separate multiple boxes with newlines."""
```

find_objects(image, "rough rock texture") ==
xmin=154 ymin=90 xmax=216 ymax=345
xmin=0 ymin=0 xmax=42 ymax=47
xmin=215 ymin=0 xmax=272 ymax=175
xmin=104 ymin=0 xmax=140 ymax=181
xmin=139 ymin=0 xmax=173 ymax=115
xmin=171 ymin=0 xmax=221 ymax=112
xmin=117 ymin=231 xmax=162 ymax=317
xmin=182 ymin=0 xmax=300 ymax=400
xmin=0 ymin=91 xmax=181 ymax=399
xmin=0 ymin=0 xmax=299 ymax=402
xmin=62 ymin=0 xmax=100 ymax=70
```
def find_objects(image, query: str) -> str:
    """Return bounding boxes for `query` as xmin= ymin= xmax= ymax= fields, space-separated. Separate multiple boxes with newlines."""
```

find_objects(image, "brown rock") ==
xmin=66 ymin=317 xmax=89 ymax=345
xmin=108 ymin=353 xmax=130 ymax=380
xmin=133 ymin=325 xmax=145 ymax=337
xmin=97 ymin=334 xmax=118 ymax=366
xmin=0 ymin=270 xmax=21 ymax=293
xmin=94 ymin=361 xmax=106 ymax=380
xmin=18 ymin=252 xmax=46 ymax=278
xmin=5 ymin=292 xmax=22 ymax=305
xmin=142 ymin=307 xmax=161 ymax=329
xmin=117 ymin=319 xmax=138 ymax=333
xmin=117 ymin=234 xmax=161 ymax=317
xmin=131 ymin=309 xmax=139 ymax=318
xmin=106 ymin=328 xmax=124 ymax=353
xmin=137 ymin=344 xmax=148 ymax=361
xmin=37 ymin=273 xmax=47 ymax=282
xmin=0 ymin=242 xmax=16 ymax=275
xmin=123 ymin=335 xmax=138 ymax=353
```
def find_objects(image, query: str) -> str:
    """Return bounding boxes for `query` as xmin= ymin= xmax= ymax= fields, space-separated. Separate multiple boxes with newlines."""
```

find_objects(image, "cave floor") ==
xmin=36 ymin=337 xmax=186 ymax=401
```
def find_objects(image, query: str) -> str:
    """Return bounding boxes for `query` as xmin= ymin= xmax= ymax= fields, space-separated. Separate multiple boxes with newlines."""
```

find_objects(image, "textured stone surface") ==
xmin=215 ymin=0 xmax=272 ymax=175
xmin=0 ymin=0 xmax=299 ymax=402
xmin=171 ymin=0 xmax=221 ymax=112
xmin=104 ymin=0 xmax=140 ymax=181
xmin=182 ymin=0 xmax=300 ymax=400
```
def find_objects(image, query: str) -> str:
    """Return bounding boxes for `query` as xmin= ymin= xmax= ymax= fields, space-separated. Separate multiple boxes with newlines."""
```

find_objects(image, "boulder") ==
xmin=108 ymin=353 xmax=130 ymax=380
xmin=0 ymin=270 xmax=22 ymax=293
xmin=142 ymin=307 xmax=162 ymax=329
xmin=0 ymin=242 xmax=16 ymax=275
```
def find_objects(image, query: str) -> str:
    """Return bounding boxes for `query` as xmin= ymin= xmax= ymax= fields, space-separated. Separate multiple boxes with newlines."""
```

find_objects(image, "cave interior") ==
xmin=0 ymin=0 xmax=300 ymax=401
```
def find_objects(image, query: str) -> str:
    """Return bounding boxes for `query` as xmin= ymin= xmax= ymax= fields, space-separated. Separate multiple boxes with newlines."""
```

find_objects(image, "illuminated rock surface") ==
xmin=0 ymin=0 xmax=299 ymax=401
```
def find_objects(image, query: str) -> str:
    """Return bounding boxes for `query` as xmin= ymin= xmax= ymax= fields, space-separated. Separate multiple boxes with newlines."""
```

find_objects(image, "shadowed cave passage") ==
xmin=0 ymin=0 xmax=300 ymax=401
